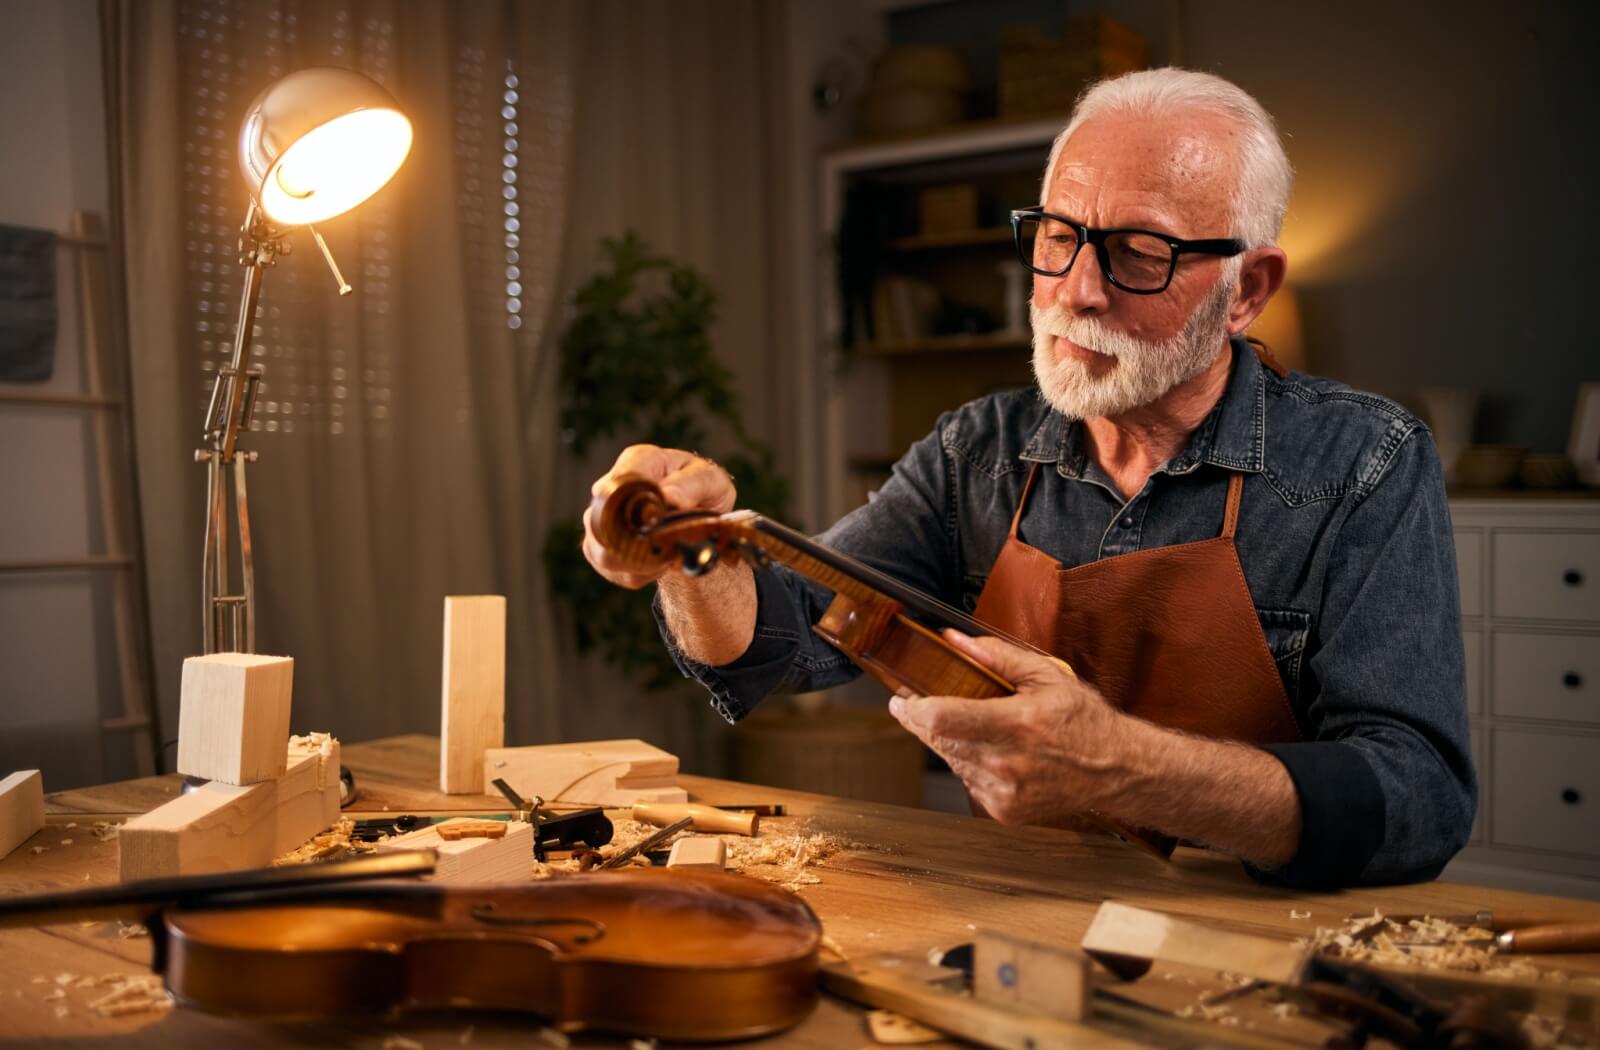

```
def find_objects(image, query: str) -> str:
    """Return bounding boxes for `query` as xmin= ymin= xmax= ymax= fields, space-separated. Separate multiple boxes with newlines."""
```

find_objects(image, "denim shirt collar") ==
xmin=1019 ymin=336 xmax=1266 ymax=479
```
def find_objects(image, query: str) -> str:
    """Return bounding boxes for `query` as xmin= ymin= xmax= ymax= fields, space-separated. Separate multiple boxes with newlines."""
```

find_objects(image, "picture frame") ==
xmin=1570 ymin=382 xmax=1600 ymax=487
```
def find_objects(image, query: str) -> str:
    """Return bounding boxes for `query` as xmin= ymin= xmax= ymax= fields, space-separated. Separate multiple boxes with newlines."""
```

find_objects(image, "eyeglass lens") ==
xmin=1016 ymin=216 xmax=1174 ymax=290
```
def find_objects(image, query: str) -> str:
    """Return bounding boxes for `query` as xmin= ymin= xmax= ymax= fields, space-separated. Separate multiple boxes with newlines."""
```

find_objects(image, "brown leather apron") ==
xmin=970 ymin=446 xmax=1301 ymax=842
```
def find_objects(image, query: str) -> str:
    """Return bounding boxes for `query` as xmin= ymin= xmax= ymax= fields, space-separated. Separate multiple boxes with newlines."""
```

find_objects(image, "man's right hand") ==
xmin=581 ymin=444 xmax=738 ymax=590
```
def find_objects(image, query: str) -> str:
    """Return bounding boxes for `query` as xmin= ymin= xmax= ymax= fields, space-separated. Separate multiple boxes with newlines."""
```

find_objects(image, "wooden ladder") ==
xmin=0 ymin=210 xmax=161 ymax=776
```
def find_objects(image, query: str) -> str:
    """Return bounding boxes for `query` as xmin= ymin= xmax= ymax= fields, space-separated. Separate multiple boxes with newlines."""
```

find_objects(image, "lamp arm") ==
xmin=196 ymin=202 xmax=285 ymax=653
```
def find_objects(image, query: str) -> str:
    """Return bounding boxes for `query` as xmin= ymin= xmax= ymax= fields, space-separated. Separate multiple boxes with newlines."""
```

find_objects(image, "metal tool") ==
xmin=599 ymin=817 xmax=693 ymax=870
xmin=492 ymin=777 xmax=614 ymax=861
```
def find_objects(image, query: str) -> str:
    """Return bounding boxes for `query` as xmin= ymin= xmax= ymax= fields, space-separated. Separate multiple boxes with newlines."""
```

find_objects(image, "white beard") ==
xmin=1029 ymin=277 xmax=1236 ymax=420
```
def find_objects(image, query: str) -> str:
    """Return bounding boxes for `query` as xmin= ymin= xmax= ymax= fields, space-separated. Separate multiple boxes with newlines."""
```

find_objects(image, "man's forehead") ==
xmin=1046 ymin=113 xmax=1236 ymax=225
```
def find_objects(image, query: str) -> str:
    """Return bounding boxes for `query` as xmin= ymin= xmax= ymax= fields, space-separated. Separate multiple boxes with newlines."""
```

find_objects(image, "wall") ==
xmin=1172 ymin=0 xmax=1596 ymax=450
xmin=0 ymin=0 xmax=140 ymax=789
xmin=797 ymin=0 xmax=1596 ymax=453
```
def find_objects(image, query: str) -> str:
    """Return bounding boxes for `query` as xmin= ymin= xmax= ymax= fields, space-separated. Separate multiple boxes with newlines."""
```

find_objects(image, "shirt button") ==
xmin=1119 ymin=516 xmax=1135 ymax=529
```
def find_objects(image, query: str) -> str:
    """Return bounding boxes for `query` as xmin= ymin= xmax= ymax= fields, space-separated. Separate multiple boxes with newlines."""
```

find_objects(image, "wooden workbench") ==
xmin=3 ymin=734 xmax=1597 ymax=1047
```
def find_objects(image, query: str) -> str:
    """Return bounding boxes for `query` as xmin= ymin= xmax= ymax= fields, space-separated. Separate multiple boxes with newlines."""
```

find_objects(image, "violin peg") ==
xmin=679 ymin=540 xmax=720 ymax=577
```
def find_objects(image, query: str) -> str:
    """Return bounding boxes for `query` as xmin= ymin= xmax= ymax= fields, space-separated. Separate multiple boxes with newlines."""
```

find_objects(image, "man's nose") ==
xmin=1034 ymin=245 xmax=1110 ymax=315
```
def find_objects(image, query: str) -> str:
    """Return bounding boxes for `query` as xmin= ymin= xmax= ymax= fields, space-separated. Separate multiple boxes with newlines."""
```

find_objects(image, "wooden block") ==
xmin=1081 ymin=902 xmax=1309 ymax=984
xmin=376 ymin=817 xmax=532 ymax=883
xmin=440 ymin=595 xmax=506 ymax=794
xmin=482 ymin=739 xmax=687 ymax=806
xmin=0 ymin=770 xmax=45 ymax=860
xmin=119 ymin=780 xmax=276 ymax=880
xmin=120 ymin=739 xmax=341 ymax=880
xmin=666 ymin=835 xmax=727 ymax=870
xmin=274 ymin=735 xmax=342 ymax=856
xmin=974 ymin=928 xmax=1089 ymax=1022
xmin=177 ymin=653 xmax=294 ymax=785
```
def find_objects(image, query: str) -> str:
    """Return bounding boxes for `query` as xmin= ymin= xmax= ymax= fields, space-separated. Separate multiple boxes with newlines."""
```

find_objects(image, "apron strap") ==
xmin=1220 ymin=472 xmax=1244 ymax=540
xmin=1009 ymin=463 xmax=1041 ymax=539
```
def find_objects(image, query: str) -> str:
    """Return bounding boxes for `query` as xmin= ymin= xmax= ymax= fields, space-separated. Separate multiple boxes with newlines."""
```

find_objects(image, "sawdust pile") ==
xmin=723 ymin=826 xmax=851 ymax=890
xmin=1309 ymin=911 xmax=1552 ymax=981
xmin=274 ymin=817 xmax=358 ymax=865
xmin=32 ymin=972 xmax=171 ymax=1020
xmin=559 ymin=818 xmax=852 ymax=891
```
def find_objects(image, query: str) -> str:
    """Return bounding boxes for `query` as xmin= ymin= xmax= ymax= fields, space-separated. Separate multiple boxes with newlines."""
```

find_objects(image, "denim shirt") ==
xmin=658 ymin=339 xmax=1476 ymax=889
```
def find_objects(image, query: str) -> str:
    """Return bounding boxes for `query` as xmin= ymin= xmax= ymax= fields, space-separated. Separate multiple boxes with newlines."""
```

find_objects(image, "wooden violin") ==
xmin=0 ymin=852 xmax=822 ymax=1041
xmin=592 ymin=473 xmax=1033 ymax=702
xmin=590 ymin=474 xmax=1171 ymax=859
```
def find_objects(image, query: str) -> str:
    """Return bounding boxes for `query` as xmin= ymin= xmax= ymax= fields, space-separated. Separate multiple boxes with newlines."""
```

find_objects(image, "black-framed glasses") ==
xmin=1009 ymin=209 xmax=1245 ymax=295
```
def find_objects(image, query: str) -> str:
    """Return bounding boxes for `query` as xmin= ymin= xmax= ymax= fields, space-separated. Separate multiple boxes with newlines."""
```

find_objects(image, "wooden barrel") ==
xmin=732 ymin=698 xmax=926 ymax=807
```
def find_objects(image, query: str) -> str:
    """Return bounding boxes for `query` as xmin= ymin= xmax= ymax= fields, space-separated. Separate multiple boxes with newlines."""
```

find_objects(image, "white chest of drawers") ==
xmin=1443 ymin=496 xmax=1600 ymax=899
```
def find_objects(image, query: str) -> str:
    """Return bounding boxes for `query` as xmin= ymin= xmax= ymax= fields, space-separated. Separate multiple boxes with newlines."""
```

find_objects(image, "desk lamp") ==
xmin=199 ymin=68 xmax=412 ymax=653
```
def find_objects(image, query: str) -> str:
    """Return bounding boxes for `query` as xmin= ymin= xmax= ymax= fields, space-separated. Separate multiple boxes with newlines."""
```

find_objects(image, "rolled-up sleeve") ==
xmin=656 ymin=419 xmax=957 ymax=722
xmin=1251 ymin=422 xmax=1476 ymax=888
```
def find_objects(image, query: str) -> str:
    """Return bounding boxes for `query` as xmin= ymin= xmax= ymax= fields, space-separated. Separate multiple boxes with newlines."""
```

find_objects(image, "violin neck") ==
xmin=0 ymin=850 xmax=436 ymax=930
xmin=748 ymin=518 xmax=994 ymax=638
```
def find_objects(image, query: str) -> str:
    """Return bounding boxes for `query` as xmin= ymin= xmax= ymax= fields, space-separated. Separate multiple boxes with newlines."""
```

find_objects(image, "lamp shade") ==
xmin=238 ymin=67 xmax=412 ymax=226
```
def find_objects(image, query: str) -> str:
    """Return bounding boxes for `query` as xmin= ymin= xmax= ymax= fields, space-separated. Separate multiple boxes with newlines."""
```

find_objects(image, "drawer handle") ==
xmin=1564 ymin=672 xmax=1584 ymax=690
xmin=1562 ymin=788 xmax=1582 ymax=805
xmin=1563 ymin=569 xmax=1584 ymax=587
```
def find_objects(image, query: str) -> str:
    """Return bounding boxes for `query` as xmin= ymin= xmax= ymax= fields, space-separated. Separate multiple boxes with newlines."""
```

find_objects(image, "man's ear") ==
xmin=1226 ymin=247 xmax=1287 ymax=336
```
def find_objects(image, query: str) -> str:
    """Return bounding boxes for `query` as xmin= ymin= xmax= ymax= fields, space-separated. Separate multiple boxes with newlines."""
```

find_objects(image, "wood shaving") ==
xmin=380 ymin=1038 xmax=424 ymax=1050
xmin=535 ymin=1028 xmax=571 ymax=1048
xmin=116 ymin=920 xmax=148 ymax=939
xmin=87 ymin=974 xmax=171 ymax=1017
xmin=30 ymin=846 xmax=46 ymax=854
xmin=89 ymin=821 xmax=121 ymax=841
xmin=1522 ymin=1012 xmax=1594 ymax=1049
xmin=274 ymin=817 xmax=359 ymax=865
xmin=1305 ymin=910 xmax=1557 ymax=981
xmin=1177 ymin=1001 xmax=1234 ymax=1021
xmin=59 ymin=839 xmax=73 ymax=846
xmin=1289 ymin=908 xmax=1311 ymax=919
xmin=723 ymin=824 xmax=852 ymax=891
xmin=288 ymin=731 xmax=337 ymax=760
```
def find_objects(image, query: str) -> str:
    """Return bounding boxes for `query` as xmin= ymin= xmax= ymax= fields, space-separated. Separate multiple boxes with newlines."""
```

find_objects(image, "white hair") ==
xmin=1040 ymin=68 xmax=1293 ymax=250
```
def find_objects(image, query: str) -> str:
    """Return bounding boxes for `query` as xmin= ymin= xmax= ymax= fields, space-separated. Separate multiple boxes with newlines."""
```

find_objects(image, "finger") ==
xmin=944 ymin=629 xmax=1072 ymax=688
xmin=593 ymin=444 xmax=697 ymax=498
xmin=891 ymin=693 xmax=1010 ymax=745
xmin=581 ymin=530 xmax=658 ymax=589
xmin=659 ymin=457 xmax=737 ymax=512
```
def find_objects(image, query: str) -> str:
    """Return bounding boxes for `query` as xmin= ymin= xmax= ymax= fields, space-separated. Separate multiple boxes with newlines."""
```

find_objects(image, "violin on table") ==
xmin=0 ymin=851 xmax=822 ymax=1041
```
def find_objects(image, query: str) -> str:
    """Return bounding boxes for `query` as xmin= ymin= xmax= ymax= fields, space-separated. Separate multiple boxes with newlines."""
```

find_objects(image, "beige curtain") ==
xmin=110 ymin=0 xmax=791 ymax=768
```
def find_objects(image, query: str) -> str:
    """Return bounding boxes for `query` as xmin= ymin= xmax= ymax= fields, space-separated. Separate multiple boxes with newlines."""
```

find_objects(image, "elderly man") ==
xmin=581 ymin=68 xmax=1474 ymax=889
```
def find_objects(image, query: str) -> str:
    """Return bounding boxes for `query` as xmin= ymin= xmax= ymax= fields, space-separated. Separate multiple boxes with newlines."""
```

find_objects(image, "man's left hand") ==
xmin=887 ymin=630 xmax=1131 ymax=826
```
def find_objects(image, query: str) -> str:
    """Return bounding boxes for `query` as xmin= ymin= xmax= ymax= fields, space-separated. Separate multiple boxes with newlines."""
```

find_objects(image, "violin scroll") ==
xmin=589 ymin=473 xmax=674 ymax=567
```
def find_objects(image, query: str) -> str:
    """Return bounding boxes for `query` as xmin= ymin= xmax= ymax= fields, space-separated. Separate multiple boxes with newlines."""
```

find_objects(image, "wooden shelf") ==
xmin=856 ymin=333 xmax=1030 ymax=356
xmin=888 ymin=227 xmax=1013 ymax=252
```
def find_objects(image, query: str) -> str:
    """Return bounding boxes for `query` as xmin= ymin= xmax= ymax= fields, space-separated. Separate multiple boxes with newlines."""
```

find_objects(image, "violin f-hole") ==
xmin=469 ymin=905 xmax=607 ymax=945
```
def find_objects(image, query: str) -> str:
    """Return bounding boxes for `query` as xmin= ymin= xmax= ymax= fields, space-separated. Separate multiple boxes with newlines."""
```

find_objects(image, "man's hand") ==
xmin=887 ymin=629 xmax=1129 ymax=826
xmin=888 ymin=629 xmax=1303 ymax=866
xmin=581 ymin=444 xmax=757 ymax=668
xmin=581 ymin=444 xmax=738 ymax=589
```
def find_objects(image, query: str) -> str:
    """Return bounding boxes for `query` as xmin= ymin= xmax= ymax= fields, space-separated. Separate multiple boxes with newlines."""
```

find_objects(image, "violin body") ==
xmin=157 ymin=868 xmax=821 ymax=1041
